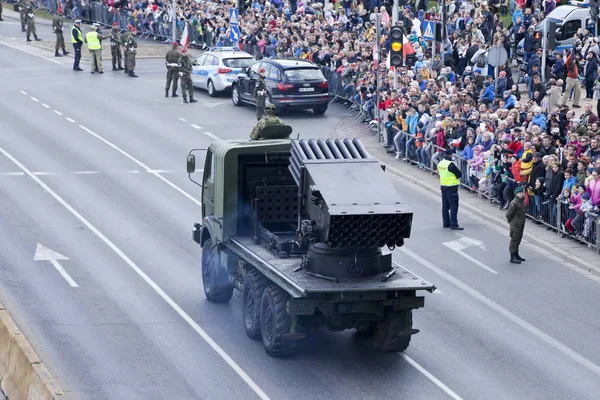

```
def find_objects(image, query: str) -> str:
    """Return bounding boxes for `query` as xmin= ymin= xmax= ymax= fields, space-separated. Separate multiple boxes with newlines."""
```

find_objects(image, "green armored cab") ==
xmin=186 ymin=126 xmax=435 ymax=357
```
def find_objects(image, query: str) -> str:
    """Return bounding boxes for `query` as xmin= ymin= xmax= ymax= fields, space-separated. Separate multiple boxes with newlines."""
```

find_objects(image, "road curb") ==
xmin=0 ymin=305 xmax=63 ymax=400
xmin=379 ymin=154 xmax=600 ymax=279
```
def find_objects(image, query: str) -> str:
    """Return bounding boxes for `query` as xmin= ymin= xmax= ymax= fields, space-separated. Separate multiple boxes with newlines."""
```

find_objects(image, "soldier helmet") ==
xmin=265 ymin=103 xmax=276 ymax=114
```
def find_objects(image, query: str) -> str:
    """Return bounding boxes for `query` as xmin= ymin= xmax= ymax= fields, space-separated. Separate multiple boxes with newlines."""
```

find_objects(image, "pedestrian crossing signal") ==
xmin=390 ymin=26 xmax=404 ymax=67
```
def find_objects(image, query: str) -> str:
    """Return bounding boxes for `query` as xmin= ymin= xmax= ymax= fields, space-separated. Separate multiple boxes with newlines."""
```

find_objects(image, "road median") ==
xmin=0 ymin=303 xmax=63 ymax=400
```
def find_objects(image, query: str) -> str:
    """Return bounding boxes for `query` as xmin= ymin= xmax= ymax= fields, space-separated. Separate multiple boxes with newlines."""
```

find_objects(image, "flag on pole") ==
xmin=181 ymin=23 xmax=190 ymax=49
xmin=403 ymin=36 xmax=415 ymax=57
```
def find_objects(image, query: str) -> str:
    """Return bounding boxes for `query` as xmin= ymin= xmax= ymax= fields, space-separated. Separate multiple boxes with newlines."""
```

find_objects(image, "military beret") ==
xmin=514 ymin=186 xmax=524 ymax=194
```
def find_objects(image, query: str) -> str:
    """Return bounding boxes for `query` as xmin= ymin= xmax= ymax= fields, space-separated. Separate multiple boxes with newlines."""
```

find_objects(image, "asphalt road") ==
xmin=2 ymin=20 xmax=600 ymax=400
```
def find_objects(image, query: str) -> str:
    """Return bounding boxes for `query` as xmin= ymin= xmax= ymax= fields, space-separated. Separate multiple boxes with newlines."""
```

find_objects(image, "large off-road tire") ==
xmin=260 ymin=285 xmax=296 ymax=357
xmin=374 ymin=311 xmax=413 ymax=352
xmin=202 ymin=238 xmax=233 ymax=303
xmin=232 ymin=85 xmax=242 ymax=106
xmin=243 ymin=269 xmax=267 ymax=340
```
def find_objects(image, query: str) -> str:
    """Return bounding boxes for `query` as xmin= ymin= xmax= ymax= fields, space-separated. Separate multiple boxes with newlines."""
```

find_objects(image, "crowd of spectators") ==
xmin=23 ymin=0 xmax=600 ymax=246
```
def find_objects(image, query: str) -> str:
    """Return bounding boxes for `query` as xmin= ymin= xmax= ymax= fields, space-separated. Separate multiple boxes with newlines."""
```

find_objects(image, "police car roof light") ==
xmin=567 ymin=0 xmax=590 ymax=7
xmin=209 ymin=46 xmax=240 ymax=52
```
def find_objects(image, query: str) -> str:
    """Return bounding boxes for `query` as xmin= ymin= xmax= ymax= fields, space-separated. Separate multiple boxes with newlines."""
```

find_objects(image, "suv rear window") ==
xmin=222 ymin=58 xmax=255 ymax=68
xmin=284 ymin=68 xmax=325 ymax=81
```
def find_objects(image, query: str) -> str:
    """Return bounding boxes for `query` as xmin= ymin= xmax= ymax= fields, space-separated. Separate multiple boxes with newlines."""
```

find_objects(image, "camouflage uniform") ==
xmin=25 ymin=6 xmax=40 ymax=41
xmin=110 ymin=27 xmax=123 ymax=70
xmin=254 ymin=75 xmax=267 ymax=121
xmin=125 ymin=31 xmax=138 ymax=77
xmin=165 ymin=46 xmax=180 ymax=97
xmin=250 ymin=113 xmax=285 ymax=140
xmin=122 ymin=30 xmax=131 ymax=73
xmin=506 ymin=190 xmax=527 ymax=262
xmin=178 ymin=52 xmax=196 ymax=103
xmin=52 ymin=13 xmax=68 ymax=56
xmin=18 ymin=2 xmax=26 ymax=31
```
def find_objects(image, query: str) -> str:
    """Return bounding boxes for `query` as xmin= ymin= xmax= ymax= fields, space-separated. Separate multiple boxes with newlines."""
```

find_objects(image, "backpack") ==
xmin=476 ymin=52 xmax=487 ymax=68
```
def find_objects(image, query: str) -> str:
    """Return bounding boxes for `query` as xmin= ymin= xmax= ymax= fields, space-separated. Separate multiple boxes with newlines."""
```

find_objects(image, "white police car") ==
xmin=192 ymin=47 xmax=255 ymax=97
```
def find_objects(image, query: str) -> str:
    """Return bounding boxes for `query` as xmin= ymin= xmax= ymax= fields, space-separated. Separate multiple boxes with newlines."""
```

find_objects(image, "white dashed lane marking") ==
xmin=42 ymin=103 xmax=51 ymax=109
xmin=30 ymin=97 xmax=39 ymax=102
xmin=54 ymin=110 xmax=63 ymax=116
xmin=66 ymin=117 xmax=76 ymax=123
xmin=190 ymin=124 xmax=202 ymax=130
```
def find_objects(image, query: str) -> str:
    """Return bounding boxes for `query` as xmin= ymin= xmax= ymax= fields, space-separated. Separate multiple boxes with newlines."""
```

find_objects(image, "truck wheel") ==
xmin=374 ymin=311 xmax=412 ymax=352
xmin=202 ymin=238 xmax=233 ymax=303
xmin=260 ymin=285 xmax=296 ymax=357
xmin=243 ymin=269 xmax=267 ymax=340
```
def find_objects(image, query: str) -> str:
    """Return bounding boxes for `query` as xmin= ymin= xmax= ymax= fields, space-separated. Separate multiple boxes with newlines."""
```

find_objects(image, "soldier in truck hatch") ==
xmin=250 ymin=104 xmax=285 ymax=140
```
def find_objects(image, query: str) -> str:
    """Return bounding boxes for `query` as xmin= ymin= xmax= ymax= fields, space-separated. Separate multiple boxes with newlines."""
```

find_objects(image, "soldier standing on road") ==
xmin=52 ymin=7 xmax=69 ymax=57
xmin=122 ymin=25 xmax=133 ymax=74
xmin=178 ymin=47 xmax=197 ymax=104
xmin=18 ymin=1 xmax=27 ymax=32
xmin=438 ymin=148 xmax=464 ymax=231
xmin=71 ymin=20 xmax=83 ymax=71
xmin=84 ymin=25 xmax=108 ymax=74
xmin=506 ymin=186 xmax=527 ymax=264
xmin=25 ymin=4 xmax=41 ymax=42
xmin=109 ymin=22 xmax=124 ymax=71
xmin=125 ymin=28 xmax=138 ymax=77
xmin=165 ymin=42 xmax=180 ymax=98
xmin=254 ymin=67 xmax=267 ymax=121
xmin=250 ymin=104 xmax=285 ymax=140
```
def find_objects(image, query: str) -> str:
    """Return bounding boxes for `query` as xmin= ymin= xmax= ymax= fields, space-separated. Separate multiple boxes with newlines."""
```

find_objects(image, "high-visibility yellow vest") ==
xmin=438 ymin=159 xmax=460 ymax=187
xmin=71 ymin=26 xmax=82 ymax=43
xmin=86 ymin=31 xmax=101 ymax=50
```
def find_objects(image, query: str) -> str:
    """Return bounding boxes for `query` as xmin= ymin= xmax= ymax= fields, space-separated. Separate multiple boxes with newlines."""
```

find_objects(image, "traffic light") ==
xmin=390 ymin=26 xmax=403 ymax=68
xmin=532 ymin=31 xmax=542 ymax=51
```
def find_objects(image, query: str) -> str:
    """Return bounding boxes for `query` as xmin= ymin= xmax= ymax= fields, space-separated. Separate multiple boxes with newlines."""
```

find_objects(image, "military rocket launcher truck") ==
xmin=187 ymin=127 xmax=435 ymax=357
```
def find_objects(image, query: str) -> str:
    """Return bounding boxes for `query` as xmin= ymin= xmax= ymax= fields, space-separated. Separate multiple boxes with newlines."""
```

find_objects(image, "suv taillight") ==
xmin=318 ymin=82 xmax=329 ymax=88
xmin=217 ymin=68 xmax=233 ymax=74
xmin=277 ymin=83 xmax=294 ymax=90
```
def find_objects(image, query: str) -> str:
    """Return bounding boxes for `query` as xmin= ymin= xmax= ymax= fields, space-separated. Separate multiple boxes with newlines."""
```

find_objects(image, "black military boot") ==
xmin=516 ymin=253 xmax=526 ymax=262
xmin=165 ymin=89 xmax=169 ymax=98
xmin=510 ymin=253 xmax=521 ymax=264
xmin=26 ymin=37 xmax=31 ymax=42
xmin=189 ymin=97 xmax=198 ymax=103
xmin=128 ymin=71 xmax=138 ymax=78
xmin=171 ymin=91 xmax=178 ymax=98
xmin=112 ymin=65 xmax=118 ymax=71
xmin=34 ymin=36 xmax=41 ymax=41
xmin=55 ymin=51 xmax=62 ymax=57
xmin=183 ymin=98 xmax=188 ymax=104
xmin=63 ymin=50 xmax=70 ymax=55
xmin=124 ymin=68 xmax=128 ymax=74
xmin=118 ymin=65 xmax=124 ymax=70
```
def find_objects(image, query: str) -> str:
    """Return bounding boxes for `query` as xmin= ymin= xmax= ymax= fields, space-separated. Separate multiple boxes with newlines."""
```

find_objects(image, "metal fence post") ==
xmin=596 ymin=218 xmax=600 ymax=254
xmin=556 ymin=203 xmax=561 ymax=237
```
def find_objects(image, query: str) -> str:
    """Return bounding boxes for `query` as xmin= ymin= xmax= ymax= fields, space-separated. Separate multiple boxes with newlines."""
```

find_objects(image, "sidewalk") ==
xmin=0 ymin=6 xmax=201 ymax=59
xmin=337 ymin=117 xmax=600 ymax=280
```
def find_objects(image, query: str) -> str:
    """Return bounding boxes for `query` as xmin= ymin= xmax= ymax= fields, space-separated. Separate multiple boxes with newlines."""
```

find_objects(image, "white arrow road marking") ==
xmin=442 ymin=237 xmax=498 ymax=274
xmin=0 ymin=146 xmax=269 ymax=400
xmin=401 ymin=247 xmax=600 ymax=379
xmin=33 ymin=244 xmax=78 ymax=287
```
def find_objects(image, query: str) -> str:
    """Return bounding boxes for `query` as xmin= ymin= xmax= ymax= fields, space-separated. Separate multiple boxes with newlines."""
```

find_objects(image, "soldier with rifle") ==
xmin=178 ymin=47 xmax=196 ymax=103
